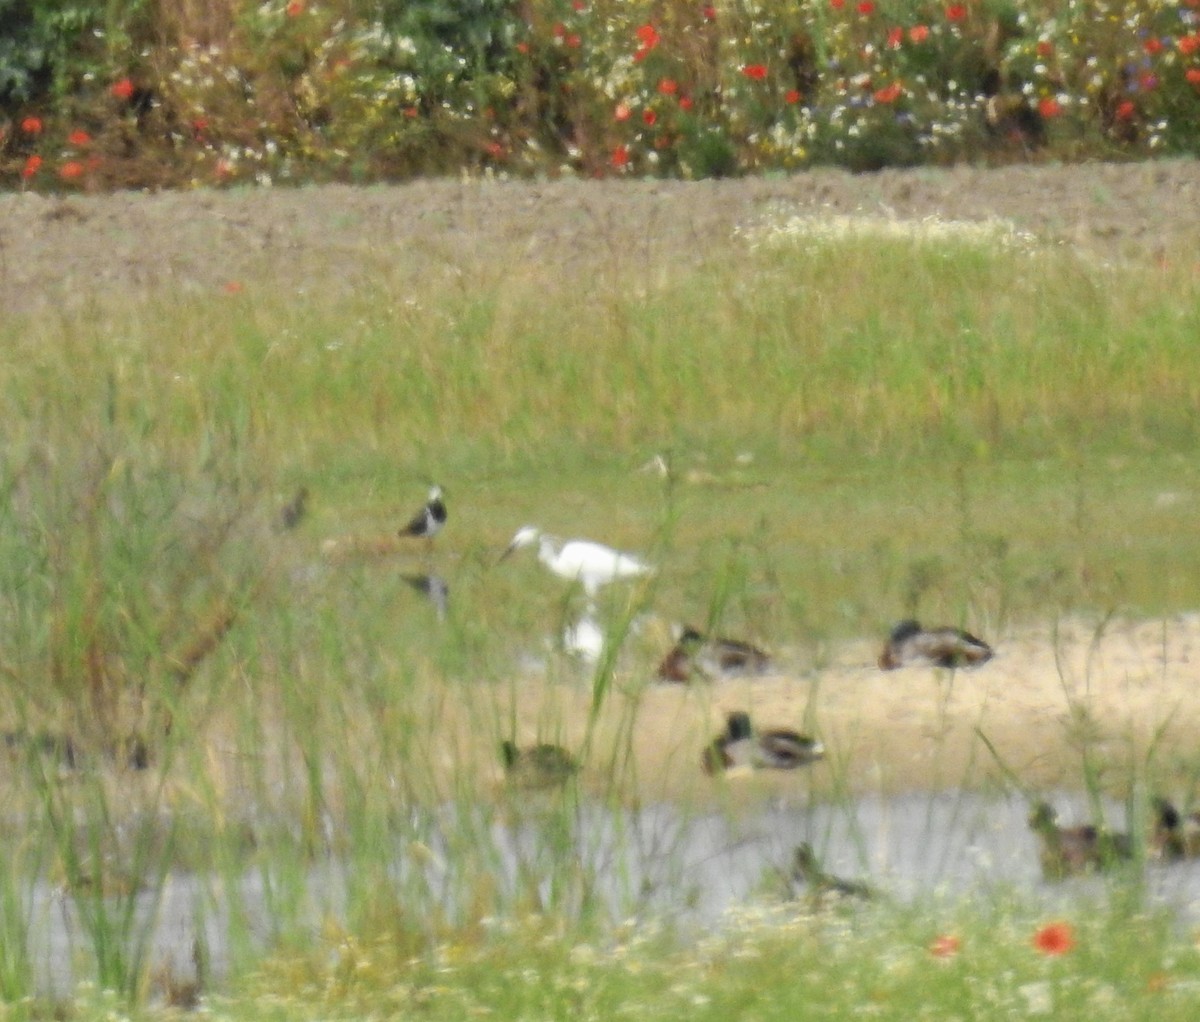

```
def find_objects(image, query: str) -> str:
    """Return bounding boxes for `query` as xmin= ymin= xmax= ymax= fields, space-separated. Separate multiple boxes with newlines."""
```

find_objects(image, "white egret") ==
xmin=500 ymin=525 xmax=653 ymax=596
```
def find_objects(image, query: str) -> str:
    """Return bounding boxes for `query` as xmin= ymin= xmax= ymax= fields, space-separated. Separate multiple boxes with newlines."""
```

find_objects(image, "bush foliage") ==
xmin=2 ymin=0 xmax=1200 ymax=189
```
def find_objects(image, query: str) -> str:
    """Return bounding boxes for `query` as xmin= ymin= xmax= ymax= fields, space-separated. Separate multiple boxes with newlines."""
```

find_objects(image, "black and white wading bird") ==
xmin=877 ymin=619 xmax=994 ymax=670
xmin=400 ymin=485 xmax=447 ymax=548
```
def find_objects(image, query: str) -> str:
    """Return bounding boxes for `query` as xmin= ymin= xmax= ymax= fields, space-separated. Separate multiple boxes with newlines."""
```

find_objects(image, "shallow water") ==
xmin=22 ymin=788 xmax=1200 ymax=996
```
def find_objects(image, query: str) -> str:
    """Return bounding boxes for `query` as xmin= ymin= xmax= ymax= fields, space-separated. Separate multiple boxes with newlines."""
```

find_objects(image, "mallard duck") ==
xmin=1027 ymin=801 xmax=1133 ymax=879
xmin=657 ymin=626 xmax=771 ymax=682
xmin=878 ymin=619 xmax=994 ymax=670
xmin=790 ymin=843 xmax=875 ymax=902
xmin=400 ymin=485 xmax=447 ymax=543
xmin=1151 ymin=797 xmax=1200 ymax=860
xmin=702 ymin=711 xmax=823 ymax=774
xmin=500 ymin=741 xmax=579 ymax=789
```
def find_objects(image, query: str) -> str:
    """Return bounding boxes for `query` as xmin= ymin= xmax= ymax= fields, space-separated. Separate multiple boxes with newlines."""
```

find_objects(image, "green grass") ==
xmin=4 ymin=220 xmax=1200 ymax=1013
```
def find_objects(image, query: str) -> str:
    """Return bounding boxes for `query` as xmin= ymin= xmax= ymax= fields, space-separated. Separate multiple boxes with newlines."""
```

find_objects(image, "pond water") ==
xmin=24 ymin=788 xmax=1200 ymax=996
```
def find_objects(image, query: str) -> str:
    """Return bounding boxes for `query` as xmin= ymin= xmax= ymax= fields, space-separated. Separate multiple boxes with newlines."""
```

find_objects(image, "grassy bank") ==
xmin=3 ymin=212 xmax=1200 ymax=1009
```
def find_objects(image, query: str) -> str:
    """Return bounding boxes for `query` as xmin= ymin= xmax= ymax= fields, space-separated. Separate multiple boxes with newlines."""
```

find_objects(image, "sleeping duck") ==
xmin=657 ymin=626 xmax=771 ymax=682
xmin=1027 ymin=801 xmax=1133 ymax=879
xmin=1151 ymin=797 xmax=1200 ymax=860
xmin=878 ymin=619 xmax=994 ymax=670
xmin=789 ymin=843 xmax=875 ymax=902
xmin=500 ymin=741 xmax=579 ymax=789
xmin=702 ymin=711 xmax=823 ymax=774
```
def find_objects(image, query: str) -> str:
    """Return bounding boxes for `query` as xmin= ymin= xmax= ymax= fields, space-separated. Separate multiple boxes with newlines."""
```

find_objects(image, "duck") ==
xmin=789 ymin=843 xmax=875 ymax=902
xmin=500 ymin=741 xmax=579 ymax=789
xmin=500 ymin=526 xmax=653 ymax=597
xmin=878 ymin=619 xmax=994 ymax=670
xmin=1151 ymin=797 xmax=1200 ymax=860
xmin=702 ymin=711 xmax=824 ymax=774
xmin=1027 ymin=801 xmax=1133 ymax=879
xmin=400 ymin=485 xmax=447 ymax=544
xmin=657 ymin=626 xmax=771 ymax=682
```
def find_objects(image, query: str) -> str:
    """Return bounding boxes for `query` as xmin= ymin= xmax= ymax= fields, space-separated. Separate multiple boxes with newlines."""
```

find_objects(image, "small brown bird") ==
xmin=1151 ymin=797 xmax=1200 ymax=861
xmin=702 ymin=711 xmax=823 ymax=774
xmin=279 ymin=487 xmax=309 ymax=531
xmin=1028 ymin=802 xmax=1133 ymax=879
xmin=500 ymin=741 xmax=579 ymax=789
xmin=878 ymin=619 xmax=993 ymax=670
xmin=657 ymin=626 xmax=771 ymax=682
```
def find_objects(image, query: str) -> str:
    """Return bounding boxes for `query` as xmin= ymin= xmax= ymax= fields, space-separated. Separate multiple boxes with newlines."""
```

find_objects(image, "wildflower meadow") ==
xmin=2 ymin=0 xmax=1200 ymax=190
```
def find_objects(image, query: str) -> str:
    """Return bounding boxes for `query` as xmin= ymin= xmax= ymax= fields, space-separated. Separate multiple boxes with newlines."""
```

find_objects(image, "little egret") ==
xmin=877 ymin=619 xmax=993 ymax=670
xmin=702 ymin=711 xmax=823 ymax=774
xmin=400 ymin=485 xmax=446 ymax=543
xmin=500 ymin=525 xmax=653 ymax=596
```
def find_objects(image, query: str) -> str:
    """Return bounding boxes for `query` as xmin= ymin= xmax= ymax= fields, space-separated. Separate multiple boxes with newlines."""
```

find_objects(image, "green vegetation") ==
xmin=3 ymin=219 xmax=1200 ymax=1015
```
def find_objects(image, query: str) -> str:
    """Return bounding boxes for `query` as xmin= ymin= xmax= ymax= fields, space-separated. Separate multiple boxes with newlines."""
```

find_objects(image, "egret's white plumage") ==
xmin=563 ymin=613 xmax=605 ymax=663
xmin=501 ymin=526 xmax=653 ymax=596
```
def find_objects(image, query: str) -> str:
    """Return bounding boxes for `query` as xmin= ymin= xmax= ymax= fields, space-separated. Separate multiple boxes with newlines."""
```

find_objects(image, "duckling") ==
xmin=500 ymin=741 xmax=579 ymax=789
xmin=790 ymin=843 xmax=875 ymax=902
xmin=1027 ymin=801 xmax=1133 ymax=879
xmin=878 ymin=619 xmax=994 ymax=670
xmin=702 ymin=711 xmax=824 ymax=774
xmin=1151 ymin=797 xmax=1200 ymax=860
xmin=657 ymin=626 xmax=771 ymax=682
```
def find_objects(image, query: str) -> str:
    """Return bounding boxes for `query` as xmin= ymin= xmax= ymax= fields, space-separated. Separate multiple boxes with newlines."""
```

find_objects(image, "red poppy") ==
xmin=633 ymin=47 xmax=650 ymax=62
xmin=1036 ymin=40 xmax=1054 ymax=57
xmin=515 ymin=41 xmax=530 ymax=54
xmin=785 ymin=89 xmax=801 ymax=103
xmin=22 ymin=154 xmax=42 ymax=179
xmin=1139 ymin=72 xmax=1159 ymax=90
xmin=20 ymin=115 xmax=42 ymax=135
xmin=67 ymin=129 xmax=91 ymax=146
xmin=909 ymin=25 xmax=930 ymax=43
xmin=552 ymin=22 xmax=566 ymax=38
xmin=946 ymin=3 xmax=967 ymax=21
xmin=643 ymin=109 xmax=657 ymax=126
xmin=830 ymin=0 xmax=845 ymax=7
xmin=929 ymin=934 xmax=961 ymax=958
xmin=59 ymin=161 xmax=84 ymax=180
xmin=572 ymin=0 xmax=586 ymax=10
xmin=1179 ymin=34 xmax=1200 ymax=55
xmin=1187 ymin=67 xmax=1200 ymax=85
xmin=1038 ymin=96 xmax=1061 ymax=118
xmin=614 ymin=102 xmax=631 ymax=121
xmin=742 ymin=64 xmax=768 ymax=80
xmin=857 ymin=0 xmax=874 ymax=13
xmin=192 ymin=117 xmax=209 ymax=135
xmin=678 ymin=96 xmax=694 ymax=111
xmin=111 ymin=78 xmax=135 ymax=101
xmin=223 ymin=281 xmax=245 ymax=294
xmin=1115 ymin=100 xmax=1135 ymax=120
xmin=215 ymin=158 xmax=234 ymax=178
xmin=887 ymin=27 xmax=903 ymax=47
xmin=1032 ymin=921 xmax=1075 ymax=956
xmin=285 ymin=0 xmax=304 ymax=15
xmin=566 ymin=33 xmax=581 ymax=47
xmin=703 ymin=4 xmax=716 ymax=19
xmin=658 ymin=78 xmax=678 ymax=95
xmin=635 ymin=24 xmax=659 ymax=49
xmin=485 ymin=140 xmax=504 ymax=158
xmin=874 ymin=82 xmax=902 ymax=103
xmin=610 ymin=145 xmax=630 ymax=168
xmin=1143 ymin=37 xmax=1163 ymax=55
